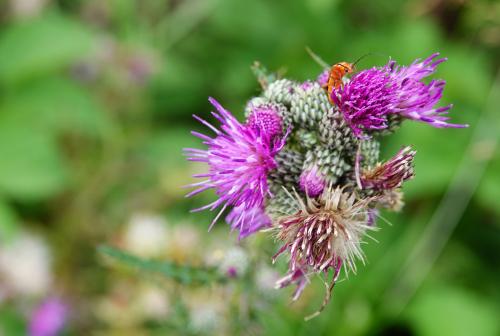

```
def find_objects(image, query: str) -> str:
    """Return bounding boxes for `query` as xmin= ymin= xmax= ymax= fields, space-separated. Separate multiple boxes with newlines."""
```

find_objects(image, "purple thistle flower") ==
xmin=29 ymin=298 xmax=68 ymax=336
xmin=387 ymin=53 xmax=467 ymax=128
xmin=247 ymin=104 xmax=284 ymax=140
xmin=331 ymin=67 xmax=398 ymax=137
xmin=361 ymin=146 xmax=416 ymax=190
xmin=226 ymin=204 xmax=272 ymax=239
xmin=185 ymin=97 xmax=287 ymax=230
xmin=332 ymin=53 xmax=467 ymax=137
xmin=299 ymin=167 xmax=326 ymax=198
xmin=226 ymin=266 xmax=238 ymax=278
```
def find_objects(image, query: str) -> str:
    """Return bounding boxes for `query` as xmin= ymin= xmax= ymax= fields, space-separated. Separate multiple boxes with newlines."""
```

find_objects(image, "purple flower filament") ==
xmin=185 ymin=97 xmax=287 ymax=231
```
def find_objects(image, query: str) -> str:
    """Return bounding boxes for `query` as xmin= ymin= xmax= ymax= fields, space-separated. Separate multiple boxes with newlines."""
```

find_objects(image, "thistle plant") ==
xmin=185 ymin=53 xmax=467 ymax=314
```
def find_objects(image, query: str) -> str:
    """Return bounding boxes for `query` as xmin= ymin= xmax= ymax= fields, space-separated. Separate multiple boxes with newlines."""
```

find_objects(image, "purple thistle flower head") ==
xmin=247 ymin=104 xmax=284 ymax=140
xmin=226 ymin=266 xmax=238 ymax=278
xmin=361 ymin=146 xmax=416 ymax=190
xmin=386 ymin=53 xmax=467 ymax=128
xmin=226 ymin=204 xmax=272 ymax=239
xmin=299 ymin=167 xmax=326 ymax=198
xmin=29 ymin=298 xmax=68 ymax=336
xmin=185 ymin=98 xmax=287 ymax=230
xmin=331 ymin=67 xmax=399 ymax=137
xmin=332 ymin=53 xmax=467 ymax=137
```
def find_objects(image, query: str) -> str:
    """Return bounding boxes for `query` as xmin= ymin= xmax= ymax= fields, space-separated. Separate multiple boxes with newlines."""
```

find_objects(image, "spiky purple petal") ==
xmin=185 ymin=97 xmax=286 ymax=232
xmin=226 ymin=205 xmax=272 ymax=239
xmin=332 ymin=53 xmax=467 ymax=136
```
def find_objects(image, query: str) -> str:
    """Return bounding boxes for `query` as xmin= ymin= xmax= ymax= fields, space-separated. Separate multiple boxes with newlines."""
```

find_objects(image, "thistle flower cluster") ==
xmin=185 ymin=53 xmax=466 ymax=312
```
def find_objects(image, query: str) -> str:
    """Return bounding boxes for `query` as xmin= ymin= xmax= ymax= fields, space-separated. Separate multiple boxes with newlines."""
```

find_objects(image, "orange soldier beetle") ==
xmin=306 ymin=48 xmax=375 ymax=104
xmin=324 ymin=54 xmax=373 ymax=104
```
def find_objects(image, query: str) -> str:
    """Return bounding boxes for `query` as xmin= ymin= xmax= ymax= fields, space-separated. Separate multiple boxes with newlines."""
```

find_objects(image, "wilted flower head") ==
xmin=332 ymin=53 xmax=467 ymax=137
xmin=361 ymin=146 xmax=416 ymax=190
xmin=185 ymin=97 xmax=287 ymax=230
xmin=273 ymin=187 xmax=376 ymax=301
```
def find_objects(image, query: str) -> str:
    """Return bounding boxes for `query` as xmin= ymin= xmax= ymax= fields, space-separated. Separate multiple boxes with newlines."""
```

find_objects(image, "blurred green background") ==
xmin=0 ymin=0 xmax=498 ymax=335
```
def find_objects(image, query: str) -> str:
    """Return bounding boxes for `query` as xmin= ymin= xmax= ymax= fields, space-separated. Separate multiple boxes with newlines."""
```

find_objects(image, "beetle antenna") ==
xmin=352 ymin=52 xmax=387 ymax=67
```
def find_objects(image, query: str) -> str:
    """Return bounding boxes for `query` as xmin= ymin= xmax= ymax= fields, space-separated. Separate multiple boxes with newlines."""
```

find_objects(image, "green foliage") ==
xmin=0 ymin=307 xmax=26 ymax=336
xmin=0 ymin=200 xmax=18 ymax=242
xmin=0 ymin=128 xmax=68 ymax=200
xmin=98 ymin=245 xmax=225 ymax=285
xmin=0 ymin=77 xmax=110 ymax=136
xmin=0 ymin=0 xmax=498 ymax=334
xmin=407 ymin=286 xmax=500 ymax=336
xmin=0 ymin=12 xmax=93 ymax=84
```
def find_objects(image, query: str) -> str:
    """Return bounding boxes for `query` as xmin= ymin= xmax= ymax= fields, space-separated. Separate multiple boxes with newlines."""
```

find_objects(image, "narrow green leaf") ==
xmin=98 ymin=245 xmax=225 ymax=285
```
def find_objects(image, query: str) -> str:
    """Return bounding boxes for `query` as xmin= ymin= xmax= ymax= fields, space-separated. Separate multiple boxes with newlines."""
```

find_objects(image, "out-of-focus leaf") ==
xmin=98 ymin=245 xmax=225 ymax=285
xmin=0 ymin=13 xmax=93 ymax=84
xmin=150 ymin=54 xmax=205 ymax=116
xmin=476 ymin=155 xmax=500 ymax=217
xmin=0 ymin=77 xmax=110 ymax=137
xmin=0 ymin=307 xmax=26 ymax=336
xmin=257 ymin=308 xmax=297 ymax=336
xmin=0 ymin=200 xmax=18 ymax=243
xmin=0 ymin=128 xmax=68 ymax=200
xmin=407 ymin=286 xmax=499 ymax=336
xmin=142 ymin=129 xmax=200 ymax=169
xmin=161 ymin=0 xmax=220 ymax=49
xmin=440 ymin=48 xmax=491 ymax=107
xmin=139 ymin=129 xmax=201 ymax=197
xmin=384 ymin=121 xmax=470 ymax=198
